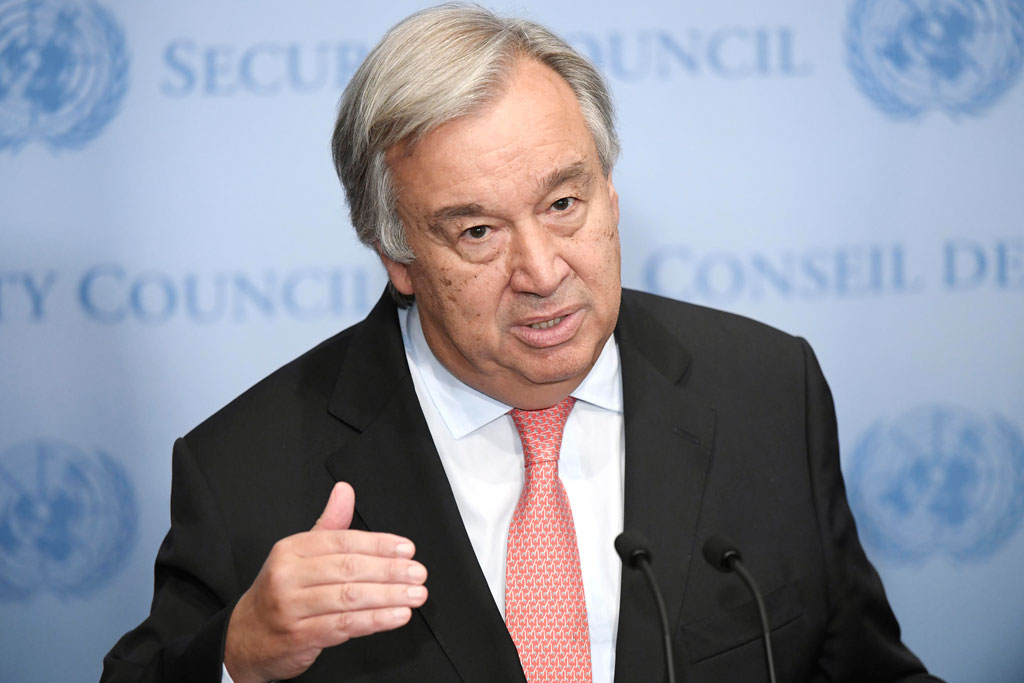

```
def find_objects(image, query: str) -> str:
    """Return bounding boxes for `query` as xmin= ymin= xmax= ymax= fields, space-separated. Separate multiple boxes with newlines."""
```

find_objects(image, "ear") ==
xmin=607 ymin=172 xmax=620 ymax=224
xmin=379 ymin=250 xmax=415 ymax=296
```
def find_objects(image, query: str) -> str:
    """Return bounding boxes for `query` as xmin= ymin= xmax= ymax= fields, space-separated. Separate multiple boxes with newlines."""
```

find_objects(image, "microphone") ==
xmin=702 ymin=535 xmax=777 ymax=683
xmin=615 ymin=531 xmax=676 ymax=683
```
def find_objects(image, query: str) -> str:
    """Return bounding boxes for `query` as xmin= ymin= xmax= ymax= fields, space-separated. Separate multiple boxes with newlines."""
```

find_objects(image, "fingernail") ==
xmin=407 ymin=585 xmax=427 ymax=600
xmin=395 ymin=542 xmax=415 ymax=557
xmin=391 ymin=607 xmax=410 ymax=620
xmin=407 ymin=563 xmax=427 ymax=581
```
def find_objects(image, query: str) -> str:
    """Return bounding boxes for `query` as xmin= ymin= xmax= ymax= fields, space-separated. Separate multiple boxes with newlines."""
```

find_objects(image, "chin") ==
xmin=517 ymin=353 xmax=594 ymax=387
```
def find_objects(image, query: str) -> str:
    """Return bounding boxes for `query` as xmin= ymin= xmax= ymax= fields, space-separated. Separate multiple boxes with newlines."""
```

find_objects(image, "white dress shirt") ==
xmin=400 ymin=304 xmax=625 ymax=683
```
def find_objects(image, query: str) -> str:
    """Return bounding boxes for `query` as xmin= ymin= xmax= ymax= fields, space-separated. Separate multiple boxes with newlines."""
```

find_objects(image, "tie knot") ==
xmin=510 ymin=396 xmax=576 ymax=467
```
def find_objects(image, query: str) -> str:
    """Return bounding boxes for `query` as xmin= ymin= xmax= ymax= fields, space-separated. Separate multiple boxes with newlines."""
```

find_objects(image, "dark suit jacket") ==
xmin=103 ymin=289 xmax=940 ymax=682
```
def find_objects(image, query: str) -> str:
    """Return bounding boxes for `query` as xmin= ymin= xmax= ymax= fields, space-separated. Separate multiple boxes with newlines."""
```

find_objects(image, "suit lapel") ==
xmin=613 ymin=292 xmax=717 ymax=682
xmin=324 ymin=294 xmax=525 ymax=683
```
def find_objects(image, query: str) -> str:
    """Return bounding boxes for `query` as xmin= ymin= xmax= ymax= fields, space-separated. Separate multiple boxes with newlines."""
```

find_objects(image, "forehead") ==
xmin=386 ymin=60 xmax=599 ymax=214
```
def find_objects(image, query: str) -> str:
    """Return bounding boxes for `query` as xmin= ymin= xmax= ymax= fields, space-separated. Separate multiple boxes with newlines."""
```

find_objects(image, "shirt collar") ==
xmin=399 ymin=303 xmax=623 ymax=440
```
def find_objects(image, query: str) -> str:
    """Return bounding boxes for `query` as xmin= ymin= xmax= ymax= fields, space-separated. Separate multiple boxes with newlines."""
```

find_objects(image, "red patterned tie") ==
xmin=505 ymin=396 xmax=593 ymax=683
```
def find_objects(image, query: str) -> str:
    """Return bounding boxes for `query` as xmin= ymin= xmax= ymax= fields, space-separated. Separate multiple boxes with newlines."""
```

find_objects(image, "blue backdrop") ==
xmin=2 ymin=1 xmax=1022 ymax=681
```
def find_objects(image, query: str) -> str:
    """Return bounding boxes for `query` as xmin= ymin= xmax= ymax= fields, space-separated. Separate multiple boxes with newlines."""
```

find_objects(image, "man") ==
xmin=104 ymin=5 xmax=941 ymax=682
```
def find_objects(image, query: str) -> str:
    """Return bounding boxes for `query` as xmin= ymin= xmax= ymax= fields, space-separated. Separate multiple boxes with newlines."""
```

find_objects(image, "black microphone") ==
xmin=615 ymin=531 xmax=676 ymax=683
xmin=702 ymin=535 xmax=777 ymax=683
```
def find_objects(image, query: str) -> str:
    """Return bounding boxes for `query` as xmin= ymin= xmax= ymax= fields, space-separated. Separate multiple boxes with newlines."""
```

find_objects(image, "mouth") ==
xmin=512 ymin=309 xmax=583 ymax=348
xmin=529 ymin=316 xmax=566 ymax=330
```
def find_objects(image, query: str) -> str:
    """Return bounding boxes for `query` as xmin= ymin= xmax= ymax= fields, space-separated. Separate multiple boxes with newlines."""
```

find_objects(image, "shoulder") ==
xmin=616 ymin=289 xmax=821 ymax=414
xmin=620 ymin=288 xmax=807 ymax=362
xmin=171 ymin=296 xmax=407 ymax=538
xmin=183 ymin=293 xmax=405 ymax=456
xmin=186 ymin=324 xmax=356 ymax=443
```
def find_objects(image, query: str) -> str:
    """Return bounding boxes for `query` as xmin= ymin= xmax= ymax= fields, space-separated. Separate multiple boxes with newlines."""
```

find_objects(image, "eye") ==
xmin=463 ymin=225 xmax=491 ymax=239
xmin=551 ymin=197 xmax=576 ymax=211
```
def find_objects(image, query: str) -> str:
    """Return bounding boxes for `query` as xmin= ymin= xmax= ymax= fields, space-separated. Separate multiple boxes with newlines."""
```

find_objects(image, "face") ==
xmin=382 ymin=59 xmax=621 ymax=409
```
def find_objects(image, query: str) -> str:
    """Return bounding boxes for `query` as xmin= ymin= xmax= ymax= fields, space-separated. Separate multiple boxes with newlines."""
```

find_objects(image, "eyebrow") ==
xmin=427 ymin=160 xmax=595 ymax=230
xmin=538 ymin=160 xmax=592 ymax=196
xmin=429 ymin=203 xmax=488 ymax=225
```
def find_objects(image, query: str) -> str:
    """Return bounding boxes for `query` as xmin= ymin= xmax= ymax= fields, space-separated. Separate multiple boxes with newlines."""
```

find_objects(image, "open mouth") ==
xmin=529 ymin=316 xmax=565 ymax=330
xmin=513 ymin=310 xmax=582 ymax=348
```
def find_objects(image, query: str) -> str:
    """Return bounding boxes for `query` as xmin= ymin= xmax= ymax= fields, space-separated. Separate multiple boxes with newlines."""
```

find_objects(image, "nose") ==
xmin=508 ymin=219 xmax=570 ymax=297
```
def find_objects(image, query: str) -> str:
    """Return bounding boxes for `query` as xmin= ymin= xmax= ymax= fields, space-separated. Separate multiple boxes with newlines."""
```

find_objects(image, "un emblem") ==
xmin=0 ymin=439 xmax=136 ymax=599
xmin=846 ymin=0 xmax=1024 ymax=118
xmin=848 ymin=405 xmax=1024 ymax=563
xmin=0 ymin=0 xmax=129 ymax=151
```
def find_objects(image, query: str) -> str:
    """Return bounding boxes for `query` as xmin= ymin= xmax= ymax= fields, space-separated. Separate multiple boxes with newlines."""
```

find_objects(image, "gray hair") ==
xmin=331 ymin=3 xmax=619 ymax=304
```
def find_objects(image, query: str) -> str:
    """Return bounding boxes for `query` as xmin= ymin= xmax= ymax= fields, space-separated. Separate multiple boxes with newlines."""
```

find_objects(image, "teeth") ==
xmin=529 ymin=316 xmax=565 ymax=330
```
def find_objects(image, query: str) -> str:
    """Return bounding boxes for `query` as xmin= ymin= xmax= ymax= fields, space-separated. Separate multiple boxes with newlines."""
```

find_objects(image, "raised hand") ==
xmin=223 ymin=482 xmax=428 ymax=683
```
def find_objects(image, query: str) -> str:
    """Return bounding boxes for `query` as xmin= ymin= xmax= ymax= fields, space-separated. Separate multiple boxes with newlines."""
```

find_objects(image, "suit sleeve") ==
xmin=101 ymin=437 xmax=239 ymax=683
xmin=800 ymin=339 xmax=943 ymax=682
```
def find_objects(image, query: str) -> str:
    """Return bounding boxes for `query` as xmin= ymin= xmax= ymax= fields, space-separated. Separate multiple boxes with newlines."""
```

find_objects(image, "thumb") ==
xmin=312 ymin=481 xmax=355 ymax=531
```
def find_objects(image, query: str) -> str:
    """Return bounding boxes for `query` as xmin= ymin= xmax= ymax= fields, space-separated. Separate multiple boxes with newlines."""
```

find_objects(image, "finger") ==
xmin=312 ymin=482 xmax=355 ymax=531
xmin=290 ymin=529 xmax=416 ymax=560
xmin=300 ymin=607 xmax=416 ymax=649
xmin=299 ymin=581 xmax=428 ymax=617
xmin=299 ymin=552 xmax=427 ymax=588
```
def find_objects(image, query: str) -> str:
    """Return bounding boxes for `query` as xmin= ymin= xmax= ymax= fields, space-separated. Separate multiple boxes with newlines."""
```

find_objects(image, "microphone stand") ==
xmin=615 ymin=531 xmax=676 ymax=683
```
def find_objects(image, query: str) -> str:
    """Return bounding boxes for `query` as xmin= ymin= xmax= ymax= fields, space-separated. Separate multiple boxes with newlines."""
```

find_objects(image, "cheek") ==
xmin=438 ymin=274 xmax=458 ymax=304
xmin=409 ymin=252 xmax=460 ymax=303
xmin=419 ymin=263 xmax=505 ymax=325
xmin=585 ymin=216 xmax=621 ymax=280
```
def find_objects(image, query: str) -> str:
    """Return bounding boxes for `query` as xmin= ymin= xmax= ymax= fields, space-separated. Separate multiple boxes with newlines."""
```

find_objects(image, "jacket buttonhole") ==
xmin=673 ymin=427 xmax=701 ymax=445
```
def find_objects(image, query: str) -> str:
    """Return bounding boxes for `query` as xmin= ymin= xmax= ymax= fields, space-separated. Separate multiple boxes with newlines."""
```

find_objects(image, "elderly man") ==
xmin=103 ymin=5 xmax=940 ymax=683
